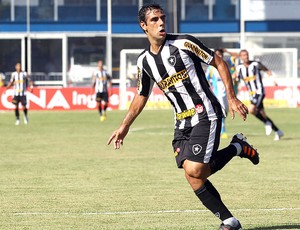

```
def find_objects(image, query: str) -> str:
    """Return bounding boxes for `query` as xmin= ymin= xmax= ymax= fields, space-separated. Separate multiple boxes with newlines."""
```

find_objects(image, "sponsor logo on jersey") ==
xmin=167 ymin=55 xmax=176 ymax=66
xmin=184 ymin=41 xmax=210 ymax=62
xmin=176 ymin=107 xmax=196 ymax=120
xmin=192 ymin=144 xmax=202 ymax=155
xmin=244 ymin=75 xmax=256 ymax=82
xmin=195 ymin=104 xmax=204 ymax=113
xmin=157 ymin=69 xmax=188 ymax=91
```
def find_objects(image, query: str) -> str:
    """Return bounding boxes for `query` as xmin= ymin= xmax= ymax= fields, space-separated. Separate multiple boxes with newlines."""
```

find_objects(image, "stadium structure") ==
xmin=0 ymin=0 xmax=299 ymax=110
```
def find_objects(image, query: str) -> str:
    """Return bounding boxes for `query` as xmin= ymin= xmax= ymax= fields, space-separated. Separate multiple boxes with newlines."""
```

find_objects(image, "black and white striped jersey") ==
xmin=10 ymin=71 xmax=29 ymax=96
xmin=236 ymin=61 xmax=265 ymax=99
xmin=136 ymin=34 xmax=223 ymax=130
xmin=93 ymin=70 xmax=111 ymax=93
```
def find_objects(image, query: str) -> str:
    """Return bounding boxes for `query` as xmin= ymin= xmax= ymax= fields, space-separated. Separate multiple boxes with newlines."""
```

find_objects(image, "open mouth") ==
xmin=159 ymin=29 xmax=166 ymax=35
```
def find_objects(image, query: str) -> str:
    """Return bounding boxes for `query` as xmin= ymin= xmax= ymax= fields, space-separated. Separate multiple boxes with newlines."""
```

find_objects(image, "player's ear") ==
xmin=140 ymin=21 xmax=147 ymax=33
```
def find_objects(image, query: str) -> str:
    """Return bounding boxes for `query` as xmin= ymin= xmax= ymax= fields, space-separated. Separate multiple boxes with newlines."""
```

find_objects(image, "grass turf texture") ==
xmin=0 ymin=108 xmax=299 ymax=229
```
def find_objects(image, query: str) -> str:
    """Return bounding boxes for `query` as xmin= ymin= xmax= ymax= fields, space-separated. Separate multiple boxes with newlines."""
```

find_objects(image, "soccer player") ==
xmin=206 ymin=49 xmax=229 ymax=139
xmin=107 ymin=4 xmax=259 ymax=230
xmin=91 ymin=59 xmax=112 ymax=122
xmin=235 ymin=49 xmax=284 ymax=141
xmin=0 ymin=72 xmax=5 ymax=87
xmin=5 ymin=62 xmax=33 ymax=125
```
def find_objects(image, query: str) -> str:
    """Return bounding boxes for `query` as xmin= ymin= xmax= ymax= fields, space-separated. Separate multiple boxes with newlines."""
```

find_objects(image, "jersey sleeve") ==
xmin=180 ymin=35 xmax=214 ymax=65
xmin=136 ymin=56 xmax=155 ymax=97
xmin=10 ymin=73 xmax=15 ymax=83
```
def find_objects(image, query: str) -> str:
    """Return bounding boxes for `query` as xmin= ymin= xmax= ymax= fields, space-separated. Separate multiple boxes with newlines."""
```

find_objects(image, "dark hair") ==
xmin=215 ymin=49 xmax=224 ymax=54
xmin=239 ymin=49 xmax=248 ymax=55
xmin=138 ymin=3 xmax=164 ymax=23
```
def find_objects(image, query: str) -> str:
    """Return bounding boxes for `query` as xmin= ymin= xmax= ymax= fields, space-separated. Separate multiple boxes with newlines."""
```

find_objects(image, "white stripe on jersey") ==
xmin=11 ymin=71 xmax=27 ymax=96
xmin=94 ymin=70 xmax=110 ymax=93
xmin=236 ymin=61 xmax=264 ymax=95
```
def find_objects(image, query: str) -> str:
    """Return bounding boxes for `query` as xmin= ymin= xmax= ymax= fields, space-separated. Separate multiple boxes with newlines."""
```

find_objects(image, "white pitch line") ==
xmin=8 ymin=207 xmax=300 ymax=216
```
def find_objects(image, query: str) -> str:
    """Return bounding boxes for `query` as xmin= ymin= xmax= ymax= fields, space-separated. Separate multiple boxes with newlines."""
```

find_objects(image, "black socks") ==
xmin=209 ymin=145 xmax=237 ymax=174
xmin=194 ymin=180 xmax=233 ymax=221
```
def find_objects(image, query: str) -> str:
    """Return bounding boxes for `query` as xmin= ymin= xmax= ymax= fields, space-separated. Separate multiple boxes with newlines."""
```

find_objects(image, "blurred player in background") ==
xmin=108 ymin=4 xmax=259 ymax=230
xmin=206 ymin=49 xmax=229 ymax=139
xmin=5 ymin=62 xmax=33 ymax=125
xmin=235 ymin=49 xmax=284 ymax=141
xmin=0 ymin=72 xmax=6 ymax=87
xmin=223 ymin=49 xmax=240 ymax=95
xmin=91 ymin=59 xmax=112 ymax=122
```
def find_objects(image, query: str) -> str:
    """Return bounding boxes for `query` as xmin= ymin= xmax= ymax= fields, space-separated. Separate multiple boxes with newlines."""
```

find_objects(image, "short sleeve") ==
xmin=180 ymin=34 xmax=214 ymax=65
xmin=136 ymin=57 xmax=154 ymax=97
xmin=10 ymin=73 xmax=14 ymax=83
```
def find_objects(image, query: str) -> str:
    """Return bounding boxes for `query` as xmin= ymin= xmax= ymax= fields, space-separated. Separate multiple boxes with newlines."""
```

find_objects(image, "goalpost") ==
xmin=119 ymin=48 xmax=298 ymax=110
xmin=119 ymin=49 xmax=144 ymax=110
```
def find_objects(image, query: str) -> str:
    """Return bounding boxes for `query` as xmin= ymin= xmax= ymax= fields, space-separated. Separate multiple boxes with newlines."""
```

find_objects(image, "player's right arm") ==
xmin=91 ymin=74 xmax=96 ymax=94
xmin=107 ymin=94 xmax=149 ymax=149
xmin=5 ymin=73 xmax=14 ymax=90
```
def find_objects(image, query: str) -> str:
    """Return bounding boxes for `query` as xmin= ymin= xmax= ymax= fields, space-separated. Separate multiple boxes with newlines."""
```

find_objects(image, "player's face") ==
xmin=240 ymin=51 xmax=249 ymax=64
xmin=140 ymin=9 xmax=166 ymax=42
xmin=15 ymin=63 xmax=21 ymax=72
xmin=98 ymin=61 xmax=103 ymax=69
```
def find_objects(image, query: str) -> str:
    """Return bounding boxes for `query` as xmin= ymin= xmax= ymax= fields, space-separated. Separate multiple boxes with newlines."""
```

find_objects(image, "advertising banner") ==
xmin=0 ymin=86 xmax=299 ymax=110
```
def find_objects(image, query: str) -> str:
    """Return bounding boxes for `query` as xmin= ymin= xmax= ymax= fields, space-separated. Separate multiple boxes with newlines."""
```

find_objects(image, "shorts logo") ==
xmin=167 ymin=55 xmax=176 ymax=66
xmin=174 ymin=147 xmax=180 ymax=157
xmin=192 ymin=144 xmax=202 ymax=155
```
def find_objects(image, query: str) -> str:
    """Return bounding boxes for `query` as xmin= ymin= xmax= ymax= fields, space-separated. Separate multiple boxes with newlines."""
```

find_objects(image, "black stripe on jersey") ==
xmin=170 ymin=45 xmax=203 ymax=106
xmin=154 ymin=51 xmax=188 ymax=115
xmin=140 ymin=57 xmax=154 ymax=97
xmin=168 ymin=44 xmax=192 ymax=127
xmin=245 ymin=66 xmax=253 ymax=92
xmin=192 ymin=57 xmax=223 ymax=118
xmin=257 ymin=67 xmax=265 ymax=94
xmin=253 ymin=65 xmax=259 ymax=90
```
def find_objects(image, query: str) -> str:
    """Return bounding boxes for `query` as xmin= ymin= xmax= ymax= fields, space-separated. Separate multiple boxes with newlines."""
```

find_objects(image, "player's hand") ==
xmin=107 ymin=124 xmax=130 ymax=149
xmin=228 ymin=97 xmax=248 ymax=121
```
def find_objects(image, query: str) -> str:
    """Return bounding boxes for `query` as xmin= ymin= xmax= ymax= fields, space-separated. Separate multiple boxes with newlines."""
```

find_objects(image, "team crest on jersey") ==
xmin=167 ymin=55 xmax=176 ymax=66
xmin=192 ymin=144 xmax=202 ymax=155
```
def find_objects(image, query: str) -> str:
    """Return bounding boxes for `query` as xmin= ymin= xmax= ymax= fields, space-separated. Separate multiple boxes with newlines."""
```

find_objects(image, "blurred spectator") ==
xmin=0 ymin=72 xmax=5 ymax=87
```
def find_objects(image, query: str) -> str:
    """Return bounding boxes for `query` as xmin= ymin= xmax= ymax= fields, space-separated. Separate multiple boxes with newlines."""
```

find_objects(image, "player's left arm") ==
xmin=259 ymin=62 xmax=272 ymax=76
xmin=27 ymin=74 xmax=34 ymax=92
xmin=107 ymin=73 xmax=113 ymax=94
xmin=259 ymin=62 xmax=277 ymax=85
xmin=210 ymin=53 xmax=248 ymax=120
xmin=5 ymin=73 xmax=14 ymax=90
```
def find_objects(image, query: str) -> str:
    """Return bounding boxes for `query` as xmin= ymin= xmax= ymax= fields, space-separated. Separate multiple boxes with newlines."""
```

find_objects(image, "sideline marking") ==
xmin=9 ymin=207 xmax=300 ymax=216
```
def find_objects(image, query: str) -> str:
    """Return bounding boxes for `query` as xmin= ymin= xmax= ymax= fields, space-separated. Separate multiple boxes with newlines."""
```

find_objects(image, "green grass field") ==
xmin=0 ymin=108 xmax=299 ymax=229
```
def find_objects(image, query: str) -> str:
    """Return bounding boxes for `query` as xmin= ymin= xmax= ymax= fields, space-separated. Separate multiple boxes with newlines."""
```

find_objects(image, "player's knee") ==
xmin=184 ymin=163 xmax=209 ymax=179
